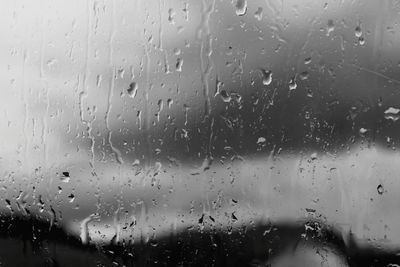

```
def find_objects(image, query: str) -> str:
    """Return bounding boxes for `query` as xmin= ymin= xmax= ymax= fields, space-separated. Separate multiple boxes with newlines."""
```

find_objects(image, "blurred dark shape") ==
xmin=0 ymin=215 xmax=399 ymax=266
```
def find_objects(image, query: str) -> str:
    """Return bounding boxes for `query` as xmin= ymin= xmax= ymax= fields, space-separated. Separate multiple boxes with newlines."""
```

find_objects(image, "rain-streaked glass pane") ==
xmin=1 ymin=0 xmax=400 ymax=266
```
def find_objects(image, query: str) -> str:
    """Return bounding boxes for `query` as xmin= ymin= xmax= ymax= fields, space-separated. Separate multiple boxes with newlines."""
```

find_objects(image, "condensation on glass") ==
xmin=1 ymin=0 xmax=400 ymax=266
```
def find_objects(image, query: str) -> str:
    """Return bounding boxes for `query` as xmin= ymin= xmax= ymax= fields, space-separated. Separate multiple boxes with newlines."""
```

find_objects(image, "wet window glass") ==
xmin=1 ymin=0 xmax=400 ymax=266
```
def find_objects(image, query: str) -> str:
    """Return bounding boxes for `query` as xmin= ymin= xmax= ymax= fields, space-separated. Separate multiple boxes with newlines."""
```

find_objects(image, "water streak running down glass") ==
xmin=1 ymin=0 xmax=400 ymax=266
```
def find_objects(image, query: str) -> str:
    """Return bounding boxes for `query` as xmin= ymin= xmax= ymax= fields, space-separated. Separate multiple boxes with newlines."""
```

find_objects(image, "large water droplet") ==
xmin=235 ymin=0 xmax=247 ymax=16
xmin=384 ymin=107 xmax=400 ymax=121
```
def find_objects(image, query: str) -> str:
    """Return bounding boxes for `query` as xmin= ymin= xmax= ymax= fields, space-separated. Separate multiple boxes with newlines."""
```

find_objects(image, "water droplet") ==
xmin=235 ymin=0 xmax=247 ymax=16
xmin=132 ymin=159 xmax=140 ymax=167
xmin=231 ymin=212 xmax=238 ymax=221
xmin=46 ymin=58 xmax=57 ymax=67
xmin=299 ymin=71 xmax=309 ymax=80
xmin=219 ymin=90 xmax=231 ymax=102
xmin=260 ymin=69 xmax=272 ymax=85
xmin=60 ymin=172 xmax=70 ymax=183
xmin=358 ymin=36 xmax=365 ymax=45
xmin=174 ymin=48 xmax=181 ymax=56
xmin=326 ymin=19 xmax=335 ymax=36
xmin=355 ymin=25 xmax=362 ymax=37
xmin=377 ymin=184 xmax=384 ymax=195
xmin=118 ymin=68 xmax=125 ymax=79
xmin=378 ymin=97 xmax=383 ymax=107
xmin=157 ymin=99 xmax=163 ymax=112
xmin=306 ymin=208 xmax=316 ymax=213
xmin=5 ymin=199 xmax=12 ymax=212
xmin=288 ymin=77 xmax=297 ymax=90
xmin=168 ymin=8 xmax=175 ymax=24
xmin=384 ymin=107 xmax=400 ymax=121
xmin=198 ymin=214 xmax=204 ymax=224
xmin=127 ymin=82 xmax=138 ymax=98
xmin=68 ymin=193 xmax=75 ymax=203
xmin=254 ymin=7 xmax=263 ymax=21
xmin=304 ymin=57 xmax=312 ymax=64
xmin=215 ymin=78 xmax=224 ymax=96
xmin=310 ymin=152 xmax=318 ymax=160
xmin=167 ymin=98 xmax=173 ymax=108
xmin=359 ymin=128 xmax=368 ymax=136
xmin=176 ymin=58 xmax=183 ymax=72
xmin=257 ymin=137 xmax=266 ymax=144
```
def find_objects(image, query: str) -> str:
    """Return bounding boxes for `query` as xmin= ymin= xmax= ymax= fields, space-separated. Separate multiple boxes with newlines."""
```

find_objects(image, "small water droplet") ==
xmin=260 ymin=69 xmax=272 ymax=85
xmin=68 ymin=193 xmax=75 ymax=203
xmin=127 ymin=82 xmax=138 ymax=98
xmin=310 ymin=152 xmax=318 ymax=160
xmin=289 ymin=77 xmax=297 ymax=90
xmin=215 ymin=78 xmax=224 ymax=96
xmin=176 ymin=58 xmax=183 ymax=72
xmin=46 ymin=58 xmax=57 ymax=67
xmin=132 ymin=159 xmax=140 ymax=167
xmin=304 ymin=57 xmax=312 ymax=64
xmin=377 ymin=184 xmax=384 ymax=195
xmin=359 ymin=128 xmax=368 ymax=136
xmin=60 ymin=172 xmax=70 ymax=183
xmin=326 ymin=19 xmax=335 ymax=36
xmin=257 ymin=137 xmax=266 ymax=144
xmin=5 ymin=199 xmax=12 ymax=211
xmin=168 ymin=8 xmax=175 ymax=24
xmin=231 ymin=212 xmax=238 ymax=221
xmin=378 ymin=97 xmax=383 ymax=107
xmin=167 ymin=98 xmax=173 ymax=108
xmin=235 ymin=0 xmax=247 ymax=16
xmin=299 ymin=71 xmax=309 ymax=80
xmin=254 ymin=7 xmax=263 ymax=21
xmin=355 ymin=25 xmax=362 ymax=37
xmin=358 ymin=36 xmax=365 ymax=45
xmin=118 ymin=68 xmax=125 ymax=79
xmin=219 ymin=90 xmax=231 ymax=102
